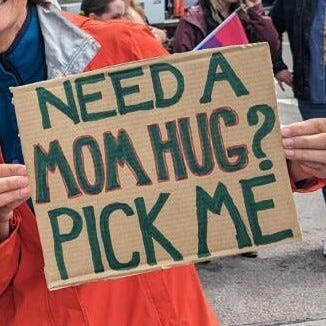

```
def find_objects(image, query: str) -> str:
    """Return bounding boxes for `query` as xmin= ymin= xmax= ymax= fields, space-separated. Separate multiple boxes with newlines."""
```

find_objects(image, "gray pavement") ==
xmin=281 ymin=321 xmax=326 ymax=326
xmin=199 ymin=42 xmax=326 ymax=326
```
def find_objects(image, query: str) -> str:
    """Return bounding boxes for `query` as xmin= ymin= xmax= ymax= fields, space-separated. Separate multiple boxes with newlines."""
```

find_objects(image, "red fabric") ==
xmin=0 ymin=14 xmax=219 ymax=326
xmin=291 ymin=177 xmax=326 ymax=193
xmin=173 ymin=0 xmax=185 ymax=17
xmin=63 ymin=13 xmax=169 ymax=68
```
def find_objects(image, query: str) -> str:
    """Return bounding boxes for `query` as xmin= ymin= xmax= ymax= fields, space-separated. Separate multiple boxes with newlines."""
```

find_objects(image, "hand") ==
xmin=282 ymin=119 xmax=326 ymax=180
xmin=275 ymin=69 xmax=293 ymax=90
xmin=0 ymin=164 xmax=31 ymax=242
xmin=149 ymin=26 xmax=167 ymax=44
xmin=245 ymin=0 xmax=262 ymax=8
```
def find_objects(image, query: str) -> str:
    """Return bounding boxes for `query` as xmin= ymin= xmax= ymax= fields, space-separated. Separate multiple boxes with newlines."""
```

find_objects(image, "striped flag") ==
xmin=194 ymin=12 xmax=249 ymax=50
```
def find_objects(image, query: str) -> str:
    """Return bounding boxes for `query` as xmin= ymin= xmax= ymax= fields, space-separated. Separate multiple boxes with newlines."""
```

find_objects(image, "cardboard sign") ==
xmin=12 ymin=44 xmax=301 ymax=290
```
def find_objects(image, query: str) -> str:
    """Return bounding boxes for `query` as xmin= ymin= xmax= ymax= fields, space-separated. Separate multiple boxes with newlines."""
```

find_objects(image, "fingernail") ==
xmin=282 ymin=138 xmax=294 ymax=148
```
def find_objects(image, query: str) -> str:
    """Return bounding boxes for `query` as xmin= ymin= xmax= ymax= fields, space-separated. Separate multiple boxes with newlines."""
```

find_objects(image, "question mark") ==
xmin=247 ymin=104 xmax=276 ymax=171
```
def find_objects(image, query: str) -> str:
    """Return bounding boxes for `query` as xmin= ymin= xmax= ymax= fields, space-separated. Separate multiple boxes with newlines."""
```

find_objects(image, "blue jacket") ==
xmin=0 ymin=6 xmax=47 ymax=163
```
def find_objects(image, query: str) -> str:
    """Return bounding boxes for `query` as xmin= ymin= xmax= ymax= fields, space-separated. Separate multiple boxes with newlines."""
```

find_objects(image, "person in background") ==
xmin=270 ymin=0 xmax=326 ymax=207
xmin=172 ymin=0 xmax=280 ymax=56
xmin=0 ymin=0 xmax=220 ymax=325
xmin=80 ymin=0 xmax=125 ymax=20
xmin=123 ymin=0 xmax=146 ymax=23
xmin=123 ymin=0 xmax=168 ymax=44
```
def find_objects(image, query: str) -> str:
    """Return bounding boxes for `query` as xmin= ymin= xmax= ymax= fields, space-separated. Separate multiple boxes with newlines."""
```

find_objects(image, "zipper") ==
xmin=0 ymin=54 xmax=24 ymax=85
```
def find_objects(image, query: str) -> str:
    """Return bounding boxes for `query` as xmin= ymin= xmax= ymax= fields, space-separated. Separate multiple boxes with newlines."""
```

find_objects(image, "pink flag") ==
xmin=194 ymin=12 xmax=249 ymax=50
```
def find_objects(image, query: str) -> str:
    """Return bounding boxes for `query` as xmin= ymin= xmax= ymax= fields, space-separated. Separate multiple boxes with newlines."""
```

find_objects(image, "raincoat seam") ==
xmin=142 ymin=276 xmax=165 ymax=326
xmin=44 ymin=286 xmax=56 ymax=326
xmin=73 ymin=287 xmax=91 ymax=326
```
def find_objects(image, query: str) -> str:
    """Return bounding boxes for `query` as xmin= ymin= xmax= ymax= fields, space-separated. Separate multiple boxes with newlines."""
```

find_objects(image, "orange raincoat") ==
xmin=0 ymin=12 xmax=219 ymax=326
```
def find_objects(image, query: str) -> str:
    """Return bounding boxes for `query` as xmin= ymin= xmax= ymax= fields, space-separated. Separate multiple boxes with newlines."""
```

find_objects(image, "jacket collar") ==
xmin=36 ymin=1 xmax=100 ymax=79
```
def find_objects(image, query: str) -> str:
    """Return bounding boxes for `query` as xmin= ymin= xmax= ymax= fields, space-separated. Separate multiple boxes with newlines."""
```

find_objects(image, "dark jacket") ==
xmin=270 ymin=0 xmax=318 ymax=100
xmin=172 ymin=4 xmax=280 ymax=57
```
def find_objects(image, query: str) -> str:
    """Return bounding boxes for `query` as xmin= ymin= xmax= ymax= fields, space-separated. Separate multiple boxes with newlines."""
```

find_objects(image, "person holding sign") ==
xmin=0 ymin=0 xmax=219 ymax=325
xmin=0 ymin=1 xmax=325 ymax=326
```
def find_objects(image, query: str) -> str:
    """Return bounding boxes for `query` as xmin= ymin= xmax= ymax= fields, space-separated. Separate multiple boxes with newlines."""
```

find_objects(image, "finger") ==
xmin=0 ymin=175 xmax=29 ymax=194
xmin=282 ymin=133 xmax=326 ymax=150
xmin=278 ymin=81 xmax=285 ymax=91
xmin=281 ymin=119 xmax=326 ymax=138
xmin=299 ymin=164 xmax=326 ymax=179
xmin=284 ymin=149 xmax=326 ymax=164
xmin=0 ymin=164 xmax=27 ymax=178
xmin=295 ymin=160 xmax=325 ymax=170
xmin=0 ymin=186 xmax=31 ymax=215
xmin=286 ymin=160 xmax=314 ymax=181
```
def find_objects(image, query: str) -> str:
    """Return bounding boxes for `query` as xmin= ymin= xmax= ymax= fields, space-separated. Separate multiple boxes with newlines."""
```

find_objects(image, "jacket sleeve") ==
xmin=269 ymin=0 xmax=288 ymax=74
xmin=172 ymin=18 xmax=198 ymax=53
xmin=0 ymin=214 xmax=21 ymax=296
xmin=247 ymin=4 xmax=280 ymax=57
xmin=291 ymin=178 xmax=326 ymax=193
xmin=121 ymin=23 xmax=169 ymax=60
xmin=269 ymin=0 xmax=286 ymax=36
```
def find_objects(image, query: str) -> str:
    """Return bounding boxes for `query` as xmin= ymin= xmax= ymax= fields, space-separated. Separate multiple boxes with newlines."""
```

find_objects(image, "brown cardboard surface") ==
xmin=12 ymin=43 xmax=301 ymax=290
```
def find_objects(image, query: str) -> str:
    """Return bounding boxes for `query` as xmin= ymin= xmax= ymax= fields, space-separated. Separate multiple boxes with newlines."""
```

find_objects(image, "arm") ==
xmin=282 ymin=119 xmax=326 ymax=192
xmin=269 ymin=0 xmax=286 ymax=37
xmin=172 ymin=18 xmax=198 ymax=53
xmin=122 ymin=23 xmax=169 ymax=60
xmin=0 ymin=164 xmax=31 ymax=296
xmin=246 ymin=1 xmax=280 ymax=56
xmin=268 ymin=0 xmax=291 ymax=84
xmin=245 ymin=0 xmax=290 ymax=82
